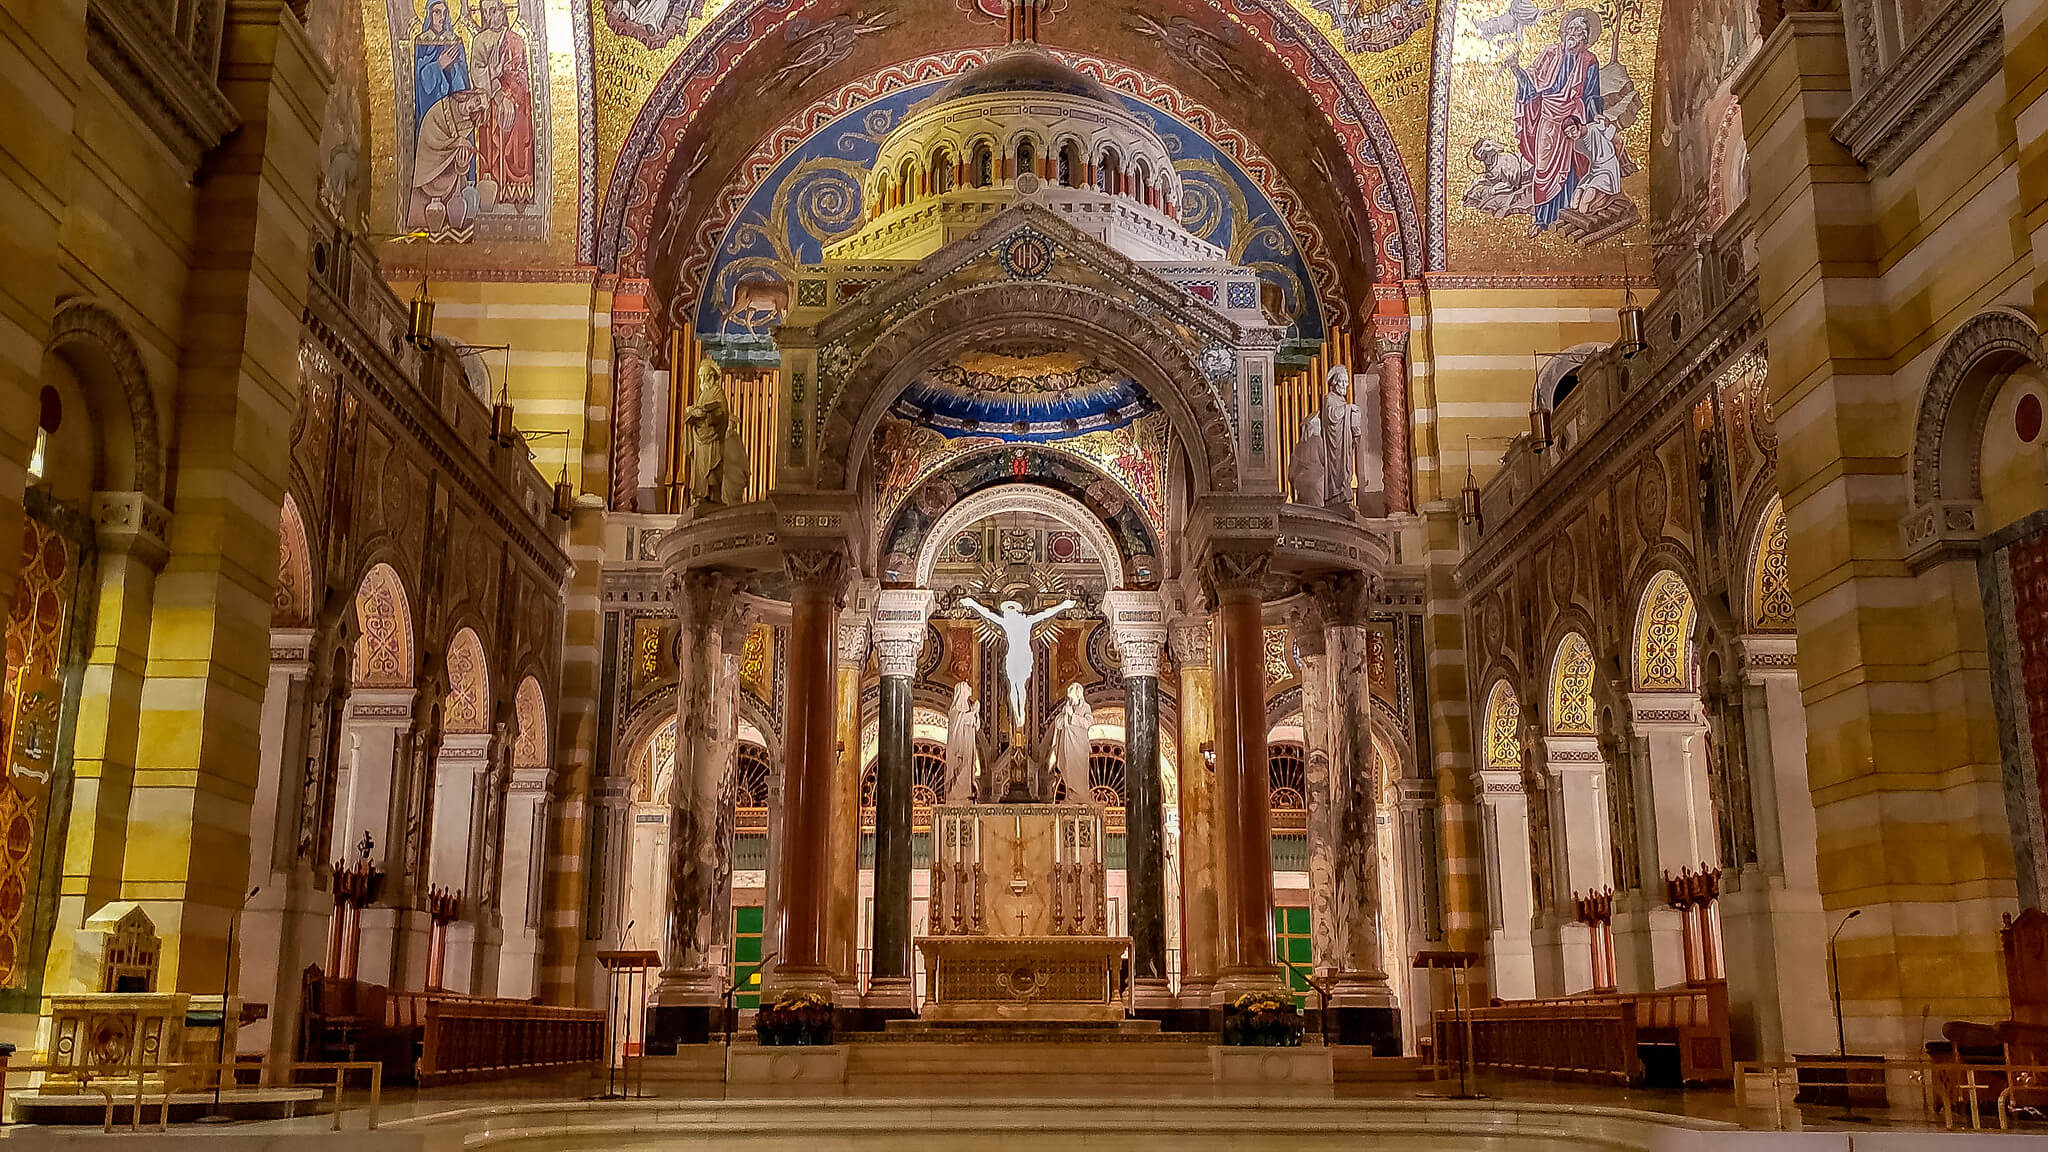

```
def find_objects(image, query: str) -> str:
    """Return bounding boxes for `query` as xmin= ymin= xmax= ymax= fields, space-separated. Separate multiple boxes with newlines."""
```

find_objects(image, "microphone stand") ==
xmin=199 ymin=887 xmax=262 ymax=1123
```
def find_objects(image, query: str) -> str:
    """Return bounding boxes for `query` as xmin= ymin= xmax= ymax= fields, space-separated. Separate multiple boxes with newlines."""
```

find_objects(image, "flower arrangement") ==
xmin=1221 ymin=990 xmax=1305 ymax=1047
xmin=755 ymin=990 xmax=834 ymax=1046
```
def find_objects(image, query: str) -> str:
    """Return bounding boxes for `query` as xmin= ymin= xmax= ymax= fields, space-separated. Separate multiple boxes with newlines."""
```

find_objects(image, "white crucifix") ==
xmin=959 ymin=595 xmax=1074 ymax=727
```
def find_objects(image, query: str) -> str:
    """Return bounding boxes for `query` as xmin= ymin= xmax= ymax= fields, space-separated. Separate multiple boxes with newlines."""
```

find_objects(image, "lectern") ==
xmin=1413 ymin=949 xmax=1482 ymax=1099
xmin=597 ymin=950 xmax=661 ymax=1099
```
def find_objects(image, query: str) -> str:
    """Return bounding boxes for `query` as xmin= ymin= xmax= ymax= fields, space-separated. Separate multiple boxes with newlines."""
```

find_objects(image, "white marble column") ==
xmin=495 ymin=765 xmax=554 ymax=999
xmin=334 ymin=687 xmax=415 ymax=987
xmin=1620 ymin=694 xmax=1715 ymax=992
xmin=241 ymin=628 xmax=320 ymax=1059
xmin=1716 ymin=634 xmax=1831 ymax=1058
xmin=1478 ymin=769 xmax=1537 ymax=1000
xmin=1543 ymin=734 xmax=1612 ymax=994
xmin=429 ymin=731 xmax=490 ymax=992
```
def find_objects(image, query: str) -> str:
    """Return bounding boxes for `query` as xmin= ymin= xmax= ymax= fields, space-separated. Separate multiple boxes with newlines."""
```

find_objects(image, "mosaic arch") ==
xmin=596 ymin=0 xmax=1422 ymax=286
xmin=912 ymin=484 xmax=1125 ymax=589
xmin=1549 ymin=631 xmax=1595 ymax=735
xmin=275 ymin=494 xmax=315 ymax=627
xmin=1633 ymin=569 xmax=1697 ymax=691
xmin=351 ymin=563 xmax=416 ymax=688
xmin=680 ymin=58 xmax=1333 ymax=359
xmin=514 ymin=675 xmax=548 ymax=765
xmin=1483 ymin=678 xmax=1521 ymax=769
xmin=445 ymin=627 xmax=492 ymax=732
xmin=1749 ymin=497 xmax=1793 ymax=633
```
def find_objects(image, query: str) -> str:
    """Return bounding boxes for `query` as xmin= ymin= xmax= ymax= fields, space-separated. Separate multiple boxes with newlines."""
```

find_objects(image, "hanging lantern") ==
xmin=407 ymin=281 xmax=436 ymax=349
xmin=1460 ymin=474 xmax=1482 ymax=527
xmin=1530 ymin=406 xmax=1553 ymax=453
xmin=552 ymin=474 xmax=576 ymax=520
xmin=492 ymin=400 xmax=518 ymax=446
xmin=1617 ymin=303 xmax=1647 ymax=359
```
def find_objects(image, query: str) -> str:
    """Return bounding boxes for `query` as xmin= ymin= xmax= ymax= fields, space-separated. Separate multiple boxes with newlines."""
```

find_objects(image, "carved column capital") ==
xmin=1116 ymin=634 xmax=1165 ymax=678
xmin=1101 ymin=589 xmax=1168 ymax=679
xmin=92 ymin=490 xmax=171 ymax=570
xmin=870 ymin=588 xmax=937 ymax=678
xmin=837 ymin=616 xmax=872 ymax=668
xmin=1308 ymin=569 xmax=1379 ymax=628
xmin=873 ymin=635 xmax=923 ymax=678
xmin=1168 ymin=617 xmax=1213 ymax=666
xmin=781 ymin=547 xmax=849 ymax=600
xmin=1201 ymin=548 xmax=1272 ymax=601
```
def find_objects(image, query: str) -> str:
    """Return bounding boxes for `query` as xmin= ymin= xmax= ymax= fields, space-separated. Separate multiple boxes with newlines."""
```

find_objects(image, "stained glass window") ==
xmin=1635 ymin=571 xmax=1698 ymax=691
xmin=1484 ymin=680 xmax=1521 ymax=769
xmin=1549 ymin=633 xmax=1596 ymax=735
xmin=1752 ymin=499 xmax=1794 ymax=631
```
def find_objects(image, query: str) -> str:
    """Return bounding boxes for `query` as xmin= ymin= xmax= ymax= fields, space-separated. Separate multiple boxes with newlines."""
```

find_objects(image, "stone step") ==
xmin=1332 ymin=1051 xmax=1432 ymax=1082
xmin=844 ymin=1040 xmax=1219 ymax=1081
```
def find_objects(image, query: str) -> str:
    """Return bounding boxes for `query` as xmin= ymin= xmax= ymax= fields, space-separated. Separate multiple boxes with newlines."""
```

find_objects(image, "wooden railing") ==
xmin=1433 ymin=980 xmax=1731 ymax=1087
xmin=415 ymin=997 xmax=604 ymax=1085
xmin=299 ymin=966 xmax=602 ymax=1086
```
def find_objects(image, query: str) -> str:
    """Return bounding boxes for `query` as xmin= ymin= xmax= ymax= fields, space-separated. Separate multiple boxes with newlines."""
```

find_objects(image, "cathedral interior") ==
xmin=4 ymin=0 xmax=2048 ymax=1140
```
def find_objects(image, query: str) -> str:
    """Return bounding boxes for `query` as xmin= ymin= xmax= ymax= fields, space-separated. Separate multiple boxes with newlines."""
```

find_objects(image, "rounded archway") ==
xmin=444 ymin=628 xmax=491 ymax=734
xmin=913 ymin=484 xmax=1126 ymax=590
xmin=1633 ymin=571 xmax=1699 ymax=692
xmin=350 ymin=563 xmax=415 ymax=689
xmin=1548 ymin=633 xmax=1596 ymax=735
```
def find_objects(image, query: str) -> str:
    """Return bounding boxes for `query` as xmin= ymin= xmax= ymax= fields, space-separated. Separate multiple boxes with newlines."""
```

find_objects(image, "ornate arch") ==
xmin=1747 ymin=496 xmax=1795 ymax=633
xmin=513 ymin=676 xmax=548 ymax=766
xmin=44 ymin=298 xmax=164 ymax=502
xmin=912 ymin=483 xmax=1125 ymax=589
xmin=1632 ymin=570 xmax=1699 ymax=692
xmin=444 ymin=628 xmax=491 ymax=734
xmin=1482 ymin=679 xmax=1522 ymax=770
xmin=350 ymin=562 xmax=415 ymax=688
xmin=1911 ymin=306 xmax=2042 ymax=506
xmin=1548 ymin=632 xmax=1596 ymax=736
xmin=817 ymin=277 xmax=1238 ymax=495
xmin=274 ymin=493 xmax=315 ymax=628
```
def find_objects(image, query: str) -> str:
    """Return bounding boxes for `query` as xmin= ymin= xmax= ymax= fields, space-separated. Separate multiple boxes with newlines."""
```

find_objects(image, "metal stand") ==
xmin=596 ymin=950 xmax=660 ymax=1100
xmin=1413 ymin=949 xmax=1485 ymax=1100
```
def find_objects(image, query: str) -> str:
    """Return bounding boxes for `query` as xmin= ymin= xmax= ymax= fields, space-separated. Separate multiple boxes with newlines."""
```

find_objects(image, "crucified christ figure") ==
xmin=959 ymin=596 xmax=1075 ymax=725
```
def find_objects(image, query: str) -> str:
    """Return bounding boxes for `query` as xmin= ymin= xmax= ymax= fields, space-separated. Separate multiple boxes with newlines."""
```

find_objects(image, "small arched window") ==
xmin=1016 ymin=138 xmax=1036 ymax=179
xmin=899 ymin=158 xmax=918 ymax=205
xmin=1132 ymin=158 xmax=1151 ymax=203
xmin=932 ymin=148 xmax=954 ymax=193
xmin=1097 ymin=149 xmax=1120 ymax=194
xmin=735 ymin=742 xmax=773 ymax=809
xmin=1088 ymin=740 xmax=1126 ymax=806
xmin=1058 ymin=143 xmax=1080 ymax=186
xmin=1269 ymin=741 xmax=1308 ymax=811
xmin=973 ymin=143 xmax=994 ymax=188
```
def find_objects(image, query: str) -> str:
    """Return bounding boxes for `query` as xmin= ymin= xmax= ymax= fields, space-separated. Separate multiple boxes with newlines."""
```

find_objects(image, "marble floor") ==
xmin=0 ymin=1059 xmax=2044 ymax=1149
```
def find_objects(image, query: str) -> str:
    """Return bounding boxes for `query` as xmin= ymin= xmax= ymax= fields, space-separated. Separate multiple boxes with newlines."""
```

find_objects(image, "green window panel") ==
xmin=1273 ymin=906 xmax=1313 ymax=1009
xmin=733 ymin=905 xmax=765 ymax=1010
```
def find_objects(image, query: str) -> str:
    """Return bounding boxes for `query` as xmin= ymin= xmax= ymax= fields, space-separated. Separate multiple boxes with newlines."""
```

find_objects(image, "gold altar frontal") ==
xmin=919 ymin=804 xmax=1128 ymax=1022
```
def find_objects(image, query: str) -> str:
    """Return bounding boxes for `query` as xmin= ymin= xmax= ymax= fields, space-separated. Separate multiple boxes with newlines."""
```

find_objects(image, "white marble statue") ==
xmin=1321 ymin=364 xmax=1360 ymax=508
xmin=959 ymin=596 xmax=1074 ymax=726
xmin=1051 ymin=682 xmax=1095 ymax=803
xmin=944 ymin=680 xmax=980 ymax=802
xmin=1289 ymin=413 xmax=1328 ymax=506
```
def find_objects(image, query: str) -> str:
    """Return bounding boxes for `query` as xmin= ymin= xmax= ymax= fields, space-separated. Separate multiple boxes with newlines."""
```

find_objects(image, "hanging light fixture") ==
xmin=551 ymin=440 xmax=576 ymax=520
xmin=492 ymin=345 xmax=518 ymax=446
xmin=1530 ymin=406 xmax=1553 ymax=454
xmin=407 ymin=275 xmax=436 ymax=349
xmin=1459 ymin=436 xmax=1482 ymax=527
xmin=1617 ymin=249 xmax=1647 ymax=359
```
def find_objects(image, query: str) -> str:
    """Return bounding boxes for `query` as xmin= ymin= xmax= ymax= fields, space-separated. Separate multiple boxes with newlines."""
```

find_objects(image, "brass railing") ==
xmin=0 ymin=1057 xmax=382 ymax=1133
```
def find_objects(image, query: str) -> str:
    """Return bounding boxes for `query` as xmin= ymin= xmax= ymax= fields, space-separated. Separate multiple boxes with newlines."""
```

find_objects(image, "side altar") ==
xmin=918 ymin=803 xmax=1128 ymax=1022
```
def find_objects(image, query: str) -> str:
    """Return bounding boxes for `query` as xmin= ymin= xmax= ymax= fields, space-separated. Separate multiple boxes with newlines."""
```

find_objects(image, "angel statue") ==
xmin=944 ymin=680 xmax=981 ymax=802
xmin=1050 ymin=683 xmax=1094 ymax=803
xmin=958 ymin=595 xmax=1075 ymax=726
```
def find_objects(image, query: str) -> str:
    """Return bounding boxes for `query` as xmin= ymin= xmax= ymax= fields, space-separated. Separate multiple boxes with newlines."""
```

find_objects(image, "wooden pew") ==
xmin=297 ymin=966 xmax=605 ymax=1086
xmin=1432 ymin=981 xmax=1732 ymax=1088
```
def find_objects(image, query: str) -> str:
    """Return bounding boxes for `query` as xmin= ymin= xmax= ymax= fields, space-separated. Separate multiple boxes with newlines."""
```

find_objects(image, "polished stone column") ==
xmin=1542 ymin=733 xmax=1611 ymax=994
xmin=1311 ymin=573 xmax=1398 ymax=1050
xmin=869 ymin=590 xmax=934 ymax=1013
xmin=649 ymin=570 xmax=739 ymax=1047
xmin=761 ymin=548 xmax=846 ymax=1001
xmin=1170 ymin=616 xmax=1220 ymax=1007
xmin=828 ymin=612 xmax=869 ymax=985
xmin=1104 ymin=591 xmax=1169 ymax=1007
xmin=1208 ymin=550 xmax=1287 ymax=1001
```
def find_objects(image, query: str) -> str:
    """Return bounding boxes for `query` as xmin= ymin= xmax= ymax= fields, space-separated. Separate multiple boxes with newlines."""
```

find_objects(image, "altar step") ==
xmin=861 ymin=1017 xmax=1185 ymax=1042
xmin=843 ymin=1038 xmax=1230 ymax=1090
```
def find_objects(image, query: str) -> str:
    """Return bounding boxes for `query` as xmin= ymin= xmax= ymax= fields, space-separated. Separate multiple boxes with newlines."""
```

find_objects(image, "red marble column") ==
xmin=1210 ymin=550 xmax=1284 ymax=993
xmin=768 ymin=548 xmax=846 ymax=995
xmin=1378 ymin=332 xmax=1411 ymax=514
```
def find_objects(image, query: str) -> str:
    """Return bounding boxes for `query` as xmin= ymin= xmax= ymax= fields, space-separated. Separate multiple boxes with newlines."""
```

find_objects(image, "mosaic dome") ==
xmin=888 ymin=350 xmax=1157 ymax=442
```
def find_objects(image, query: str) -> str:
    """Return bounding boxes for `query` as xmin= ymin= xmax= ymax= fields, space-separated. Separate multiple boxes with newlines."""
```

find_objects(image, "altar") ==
xmin=918 ymin=803 xmax=1129 ymax=1022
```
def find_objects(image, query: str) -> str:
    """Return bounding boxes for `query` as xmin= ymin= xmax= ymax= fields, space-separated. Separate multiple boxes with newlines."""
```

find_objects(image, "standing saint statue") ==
xmin=684 ymin=359 xmax=750 ymax=506
xmin=944 ymin=680 xmax=980 ymax=802
xmin=1050 ymin=683 xmax=1094 ymax=803
xmin=1321 ymin=364 xmax=1360 ymax=509
xmin=1289 ymin=413 xmax=1328 ymax=506
xmin=958 ymin=596 xmax=1074 ymax=728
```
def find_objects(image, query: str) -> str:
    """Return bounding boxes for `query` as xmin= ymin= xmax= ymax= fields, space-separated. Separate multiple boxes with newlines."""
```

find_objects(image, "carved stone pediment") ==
xmin=1833 ymin=0 xmax=2001 ymax=175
